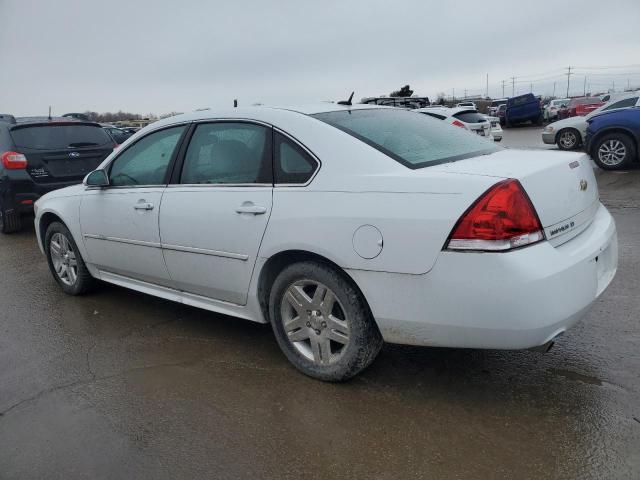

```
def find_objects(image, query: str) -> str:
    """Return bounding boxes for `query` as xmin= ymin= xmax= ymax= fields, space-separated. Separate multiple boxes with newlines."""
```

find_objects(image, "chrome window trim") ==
xmin=166 ymin=183 xmax=272 ymax=188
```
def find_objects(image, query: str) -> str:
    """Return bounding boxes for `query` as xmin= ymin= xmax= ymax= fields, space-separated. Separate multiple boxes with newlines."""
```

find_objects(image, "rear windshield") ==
xmin=10 ymin=124 xmax=112 ymax=150
xmin=312 ymin=109 xmax=500 ymax=169
xmin=453 ymin=111 xmax=487 ymax=123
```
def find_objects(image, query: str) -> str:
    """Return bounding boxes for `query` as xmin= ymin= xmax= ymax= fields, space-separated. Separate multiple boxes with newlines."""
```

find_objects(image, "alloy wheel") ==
xmin=280 ymin=280 xmax=350 ymax=365
xmin=50 ymin=232 xmax=78 ymax=286
xmin=598 ymin=139 xmax=627 ymax=166
xmin=559 ymin=131 xmax=577 ymax=149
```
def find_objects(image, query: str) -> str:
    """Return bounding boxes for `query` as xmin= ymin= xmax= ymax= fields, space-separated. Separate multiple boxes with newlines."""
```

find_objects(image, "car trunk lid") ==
xmin=431 ymin=150 xmax=599 ymax=246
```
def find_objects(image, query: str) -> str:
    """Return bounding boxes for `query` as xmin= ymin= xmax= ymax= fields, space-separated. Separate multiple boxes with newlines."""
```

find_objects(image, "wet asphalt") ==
xmin=0 ymin=127 xmax=639 ymax=479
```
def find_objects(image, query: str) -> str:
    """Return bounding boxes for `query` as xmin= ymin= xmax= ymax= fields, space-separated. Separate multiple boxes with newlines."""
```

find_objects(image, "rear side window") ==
xmin=181 ymin=122 xmax=271 ymax=184
xmin=453 ymin=111 xmax=487 ymax=123
xmin=109 ymin=125 xmax=186 ymax=186
xmin=274 ymin=132 xmax=317 ymax=184
xmin=312 ymin=109 xmax=500 ymax=169
xmin=10 ymin=124 xmax=112 ymax=150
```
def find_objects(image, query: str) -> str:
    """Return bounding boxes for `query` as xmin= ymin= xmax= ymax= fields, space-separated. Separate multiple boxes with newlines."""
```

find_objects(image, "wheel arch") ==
xmin=589 ymin=127 xmax=639 ymax=159
xmin=555 ymin=126 xmax=583 ymax=145
xmin=256 ymin=249 xmax=376 ymax=327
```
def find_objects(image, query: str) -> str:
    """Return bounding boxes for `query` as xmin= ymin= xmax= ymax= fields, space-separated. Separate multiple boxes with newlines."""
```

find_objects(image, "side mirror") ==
xmin=84 ymin=169 xmax=109 ymax=188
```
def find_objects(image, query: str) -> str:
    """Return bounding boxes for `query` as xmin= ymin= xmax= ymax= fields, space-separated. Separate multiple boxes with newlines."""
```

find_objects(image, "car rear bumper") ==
xmin=348 ymin=202 xmax=617 ymax=349
xmin=1 ymin=176 xmax=82 ymax=214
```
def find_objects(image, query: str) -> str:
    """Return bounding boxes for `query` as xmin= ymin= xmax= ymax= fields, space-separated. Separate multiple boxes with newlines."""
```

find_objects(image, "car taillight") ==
xmin=445 ymin=179 xmax=545 ymax=251
xmin=451 ymin=120 xmax=466 ymax=128
xmin=1 ymin=151 xmax=28 ymax=169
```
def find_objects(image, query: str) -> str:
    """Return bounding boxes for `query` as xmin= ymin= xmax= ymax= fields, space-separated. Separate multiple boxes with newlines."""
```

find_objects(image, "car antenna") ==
xmin=234 ymin=99 xmax=238 ymax=108
xmin=48 ymin=105 xmax=52 ymax=120
xmin=337 ymin=92 xmax=354 ymax=106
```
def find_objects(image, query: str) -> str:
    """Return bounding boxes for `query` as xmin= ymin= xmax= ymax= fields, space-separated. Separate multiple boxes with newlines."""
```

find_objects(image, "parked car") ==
xmin=484 ymin=115 xmax=503 ymax=141
xmin=542 ymin=94 xmax=640 ymax=150
xmin=119 ymin=127 xmax=139 ymax=135
xmin=360 ymin=96 xmax=430 ymax=109
xmin=497 ymin=103 xmax=507 ymax=125
xmin=101 ymin=125 xmax=133 ymax=144
xmin=62 ymin=113 xmax=91 ymax=122
xmin=504 ymin=93 xmax=543 ymax=127
xmin=586 ymin=107 xmax=640 ymax=170
xmin=415 ymin=106 xmax=493 ymax=139
xmin=558 ymin=97 xmax=605 ymax=119
xmin=456 ymin=101 xmax=477 ymax=110
xmin=34 ymin=105 xmax=617 ymax=381
xmin=0 ymin=116 xmax=114 ymax=233
xmin=488 ymin=99 xmax=508 ymax=116
xmin=543 ymin=98 xmax=570 ymax=122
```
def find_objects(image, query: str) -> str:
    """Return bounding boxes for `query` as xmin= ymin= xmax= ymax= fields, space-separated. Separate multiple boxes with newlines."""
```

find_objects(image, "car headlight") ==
xmin=544 ymin=125 xmax=554 ymax=132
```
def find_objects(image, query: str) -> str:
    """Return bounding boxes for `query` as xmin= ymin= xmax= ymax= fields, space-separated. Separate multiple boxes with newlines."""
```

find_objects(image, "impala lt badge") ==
xmin=69 ymin=151 xmax=80 ymax=158
xmin=580 ymin=179 xmax=588 ymax=191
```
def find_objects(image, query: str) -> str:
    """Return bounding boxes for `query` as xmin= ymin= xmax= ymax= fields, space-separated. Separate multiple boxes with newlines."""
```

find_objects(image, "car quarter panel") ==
xmin=259 ymin=175 xmax=498 ymax=275
xmin=347 ymin=202 xmax=617 ymax=349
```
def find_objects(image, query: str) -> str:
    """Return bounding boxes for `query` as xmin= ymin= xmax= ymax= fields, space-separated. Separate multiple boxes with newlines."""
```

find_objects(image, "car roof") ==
xmin=6 ymin=117 xmax=101 ymax=129
xmin=144 ymin=103 xmax=392 ymax=131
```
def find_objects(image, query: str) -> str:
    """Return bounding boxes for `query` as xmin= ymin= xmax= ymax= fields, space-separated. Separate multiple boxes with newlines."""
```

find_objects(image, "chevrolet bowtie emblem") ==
xmin=579 ymin=179 xmax=588 ymax=191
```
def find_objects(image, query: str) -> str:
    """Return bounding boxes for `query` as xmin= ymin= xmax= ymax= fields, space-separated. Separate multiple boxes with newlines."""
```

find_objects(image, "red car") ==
xmin=559 ymin=97 xmax=605 ymax=119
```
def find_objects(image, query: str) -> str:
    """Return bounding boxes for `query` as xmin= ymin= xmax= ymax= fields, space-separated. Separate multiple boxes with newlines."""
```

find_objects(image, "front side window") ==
xmin=312 ymin=109 xmax=500 ymax=169
xmin=109 ymin=125 xmax=186 ymax=186
xmin=274 ymin=132 xmax=317 ymax=184
xmin=181 ymin=122 xmax=271 ymax=184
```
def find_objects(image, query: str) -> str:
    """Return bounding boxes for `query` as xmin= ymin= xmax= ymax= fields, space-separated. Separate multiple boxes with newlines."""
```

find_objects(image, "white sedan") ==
xmin=34 ymin=105 xmax=618 ymax=381
xmin=416 ymin=106 xmax=494 ymax=140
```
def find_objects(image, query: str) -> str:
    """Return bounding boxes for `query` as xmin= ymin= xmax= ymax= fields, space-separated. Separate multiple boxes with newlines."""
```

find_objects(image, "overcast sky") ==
xmin=1 ymin=0 xmax=639 ymax=116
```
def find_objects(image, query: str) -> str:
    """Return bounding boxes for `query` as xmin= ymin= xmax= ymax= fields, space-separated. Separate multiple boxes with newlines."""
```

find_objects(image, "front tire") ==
xmin=45 ymin=222 xmax=95 ymax=295
xmin=269 ymin=261 xmax=383 ymax=381
xmin=592 ymin=133 xmax=636 ymax=170
xmin=556 ymin=128 xmax=581 ymax=151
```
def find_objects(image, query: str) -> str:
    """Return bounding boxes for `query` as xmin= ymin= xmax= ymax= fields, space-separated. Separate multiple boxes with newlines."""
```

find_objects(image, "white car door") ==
xmin=80 ymin=125 xmax=188 ymax=286
xmin=159 ymin=121 xmax=274 ymax=305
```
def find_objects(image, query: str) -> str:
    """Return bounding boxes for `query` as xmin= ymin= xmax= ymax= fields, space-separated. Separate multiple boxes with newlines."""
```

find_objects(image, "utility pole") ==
xmin=486 ymin=73 xmax=489 ymax=98
xmin=530 ymin=83 xmax=533 ymax=93
xmin=552 ymin=81 xmax=556 ymax=97
xmin=501 ymin=80 xmax=506 ymax=98
xmin=566 ymin=66 xmax=572 ymax=97
xmin=452 ymin=88 xmax=455 ymax=101
xmin=511 ymin=76 xmax=516 ymax=97
xmin=583 ymin=76 xmax=587 ymax=96
xmin=464 ymin=89 xmax=467 ymax=99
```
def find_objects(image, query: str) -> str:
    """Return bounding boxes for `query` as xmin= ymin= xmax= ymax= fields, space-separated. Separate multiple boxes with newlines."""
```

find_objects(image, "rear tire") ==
xmin=0 ymin=202 xmax=21 ymax=234
xmin=269 ymin=261 xmax=383 ymax=381
xmin=556 ymin=128 xmax=581 ymax=151
xmin=45 ymin=221 xmax=96 ymax=295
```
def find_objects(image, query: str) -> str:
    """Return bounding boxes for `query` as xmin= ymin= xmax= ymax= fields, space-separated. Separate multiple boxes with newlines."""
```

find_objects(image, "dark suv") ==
xmin=0 ymin=116 xmax=114 ymax=233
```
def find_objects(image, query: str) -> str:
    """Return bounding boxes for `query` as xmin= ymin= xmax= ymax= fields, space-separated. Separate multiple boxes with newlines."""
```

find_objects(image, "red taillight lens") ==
xmin=1 ymin=151 xmax=28 ymax=169
xmin=451 ymin=119 xmax=466 ymax=128
xmin=446 ymin=179 xmax=545 ymax=251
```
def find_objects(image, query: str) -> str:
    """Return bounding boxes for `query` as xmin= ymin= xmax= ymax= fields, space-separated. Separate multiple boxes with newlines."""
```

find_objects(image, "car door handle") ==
xmin=236 ymin=203 xmax=267 ymax=215
xmin=134 ymin=202 xmax=154 ymax=211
